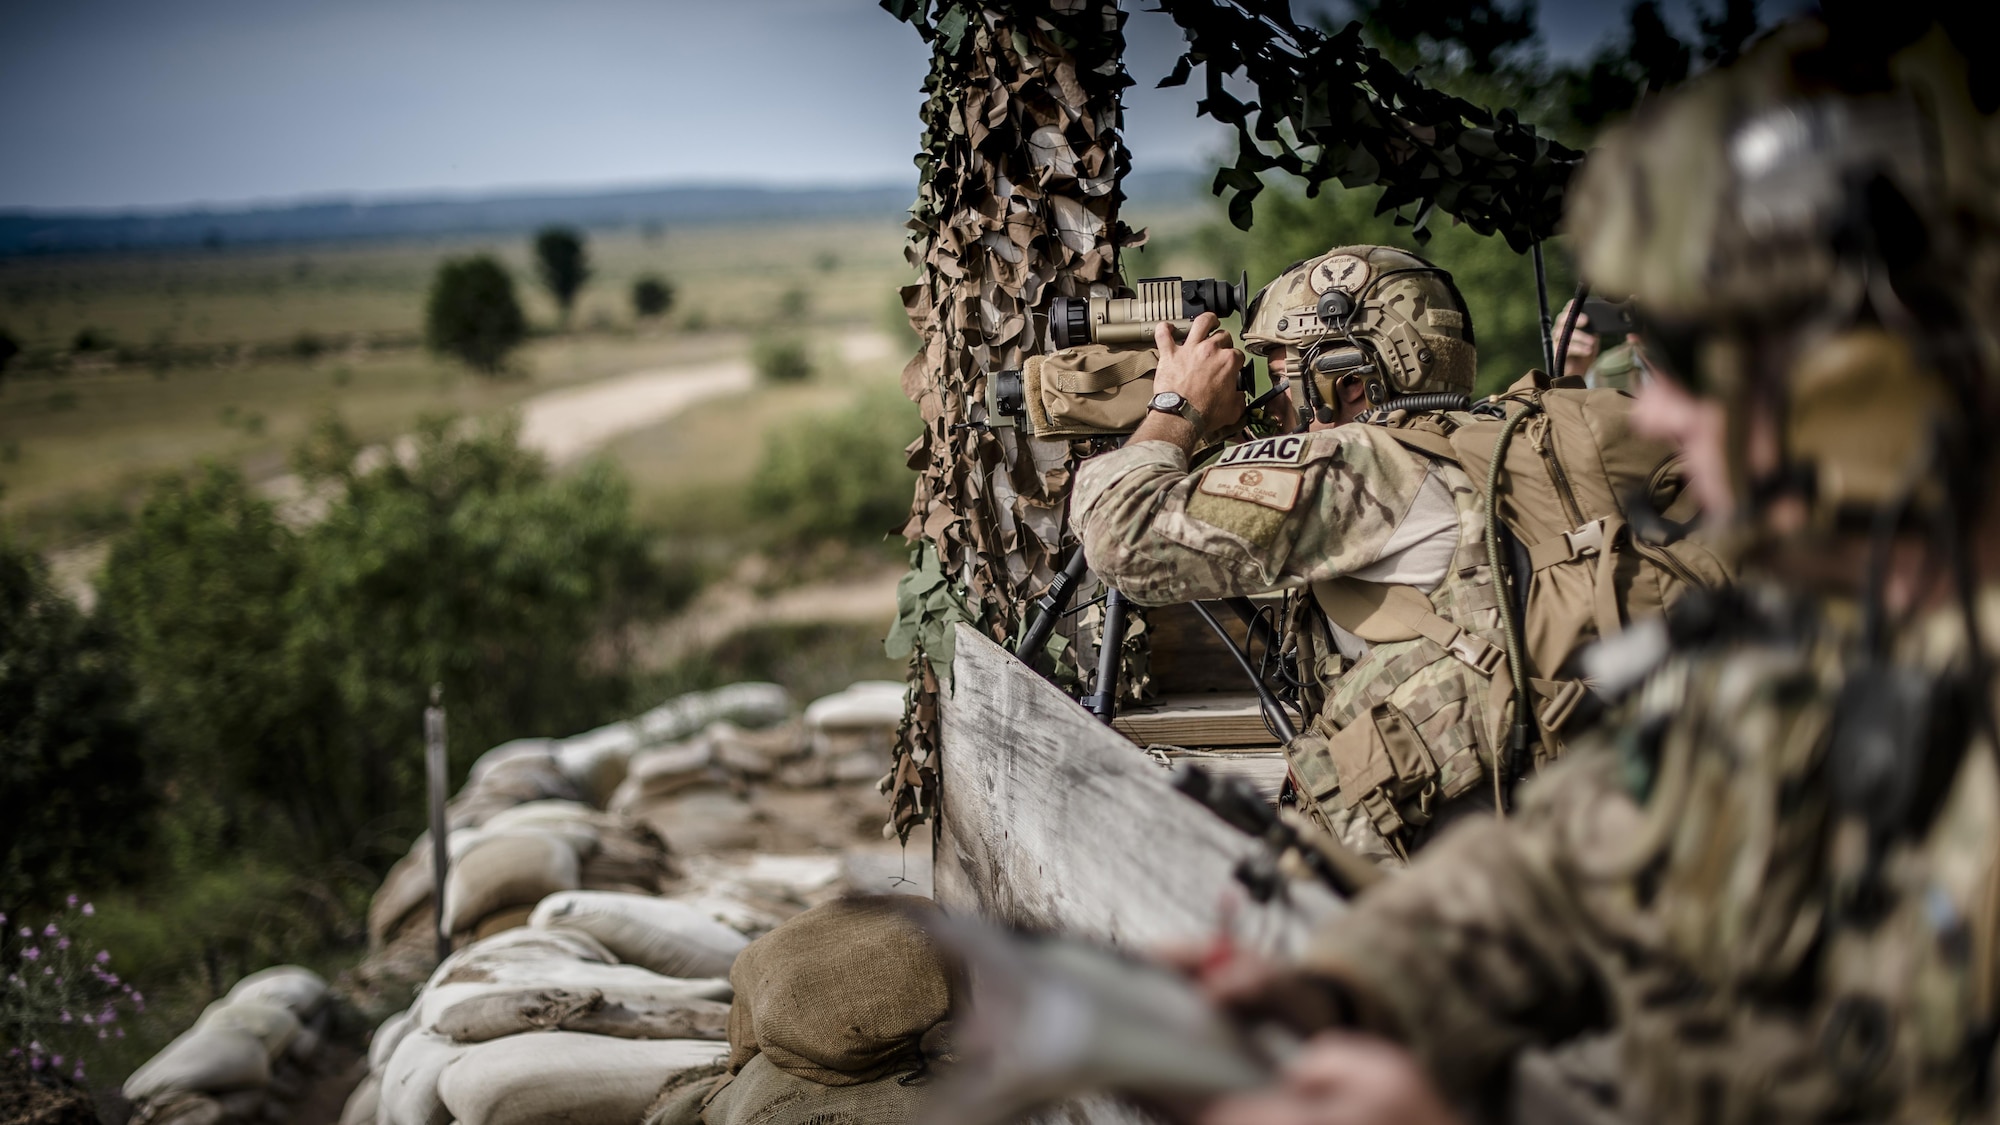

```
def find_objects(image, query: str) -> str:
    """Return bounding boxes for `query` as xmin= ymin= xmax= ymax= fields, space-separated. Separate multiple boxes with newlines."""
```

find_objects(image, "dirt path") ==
xmin=637 ymin=568 xmax=903 ymax=669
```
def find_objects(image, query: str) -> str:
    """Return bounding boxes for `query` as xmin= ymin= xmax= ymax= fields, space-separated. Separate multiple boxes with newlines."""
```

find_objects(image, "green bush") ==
xmin=534 ymin=227 xmax=592 ymax=326
xmin=97 ymin=416 xmax=661 ymax=866
xmin=748 ymin=384 xmax=917 ymax=546
xmin=632 ymin=276 xmax=674 ymax=319
xmin=752 ymin=336 xmax=813 ymax=383
xmin=0 ymin=540 xmax=150 ymax=909
xmin=425 ymin=256 xmax=527 ymax=374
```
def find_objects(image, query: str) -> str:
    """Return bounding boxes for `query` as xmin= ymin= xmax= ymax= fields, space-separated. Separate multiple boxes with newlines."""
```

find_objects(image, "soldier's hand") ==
xmin=1197 ymin=1032 xmax=1464 ymax=1125
xmin=1156 ymin=312 xmax=1247 ymax=433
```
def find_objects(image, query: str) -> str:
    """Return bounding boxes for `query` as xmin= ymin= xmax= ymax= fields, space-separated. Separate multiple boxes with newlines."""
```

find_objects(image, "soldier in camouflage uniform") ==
xmin=1196 ymin=16 xmax=2000 ymax=1125
xmin=1071 ymin=246 xmax=1505 ymax=861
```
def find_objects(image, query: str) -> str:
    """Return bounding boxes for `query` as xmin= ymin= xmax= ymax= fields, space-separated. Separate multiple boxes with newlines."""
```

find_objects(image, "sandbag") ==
xmin=135 ymin=1092 xmax=226 ymax=1125
xmin=337 ymin=1073 xmax=380 ymax=1125
xmin=418 ymin=961 xmax=732 ymax=1035
xmin=702 ymin=1053 xmax=930 ymax=1125
xmin=429 ymin=926 xmax=617 ymax=986
xmin=630 ymin=790 xmax=760 ymax=855
xmin=634 ymin=684 xmax=792 ymax=743
xmin=471 ymin=905 xmax=536 ymax=940
xmin=225 ymin=967 xmax=327 ymax=1020
xmin=440 ymin=831 xmax=580 ymax=934
xmin=612 ymin=742 xmax=718 ymax=807
xmin=369 ymin=1010 xmax=414 ymax=1074
xmin=430 ymin=985 xmax=730 ymax=1043
xmin=640 ymin=1064 xmax=728 ymax=1125
xmin=377 ymin=1032 xmax=469 ymax=1125
xmin=368 ymin=850 xmax=436 ymax=949
xmin=727 ymin=897 xmax=957 ymax=1086
xmin=435 ymin=1033 xmax=729 ymax=1125
xmin=197 ymin=1000 xmax=301 ymax=1061
xmin=802 ymin=682 xmax=904 ymax=731
xmin=467 ymin=739 xmax=556 ymax=784
xmin=456 ymin=754 xmax=580 ymax=811
xmin=531 ymin=891 xmax=748 ymax=979
xmin=124 ymin=1026 xmax=271 ymax=1101
xmin=210 ymin=1088 xmax=269 ymax=1121
xmin=577 ymin=824 xmax=673 ymax=894
xmin=557 ymin=723 xmax=641 ymax=805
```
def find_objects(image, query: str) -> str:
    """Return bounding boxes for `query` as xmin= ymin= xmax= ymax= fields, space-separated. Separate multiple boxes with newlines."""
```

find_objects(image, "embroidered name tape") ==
xmin=1199 ymin=465 xmax=1303 ymax=511
xmin=1214 ymin=435 xmax=1309 ymax=467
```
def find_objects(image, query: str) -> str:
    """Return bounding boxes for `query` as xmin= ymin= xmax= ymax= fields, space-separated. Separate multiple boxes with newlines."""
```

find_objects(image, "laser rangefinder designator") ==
xmin=1048 ymin=273 xmax=1249 ymax=348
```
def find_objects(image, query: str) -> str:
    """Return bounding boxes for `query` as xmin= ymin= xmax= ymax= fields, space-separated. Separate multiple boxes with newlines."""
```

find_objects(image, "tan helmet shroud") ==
xmin=1242 ymin=245 xmax=1477 ymax=402
xmin=1564 ymin=20 xmax=2000 ymax=522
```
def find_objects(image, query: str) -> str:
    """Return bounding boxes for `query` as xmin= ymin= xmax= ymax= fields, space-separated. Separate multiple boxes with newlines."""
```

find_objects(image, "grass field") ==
xmin=0 ymin=207 xmax=1222 ymax=549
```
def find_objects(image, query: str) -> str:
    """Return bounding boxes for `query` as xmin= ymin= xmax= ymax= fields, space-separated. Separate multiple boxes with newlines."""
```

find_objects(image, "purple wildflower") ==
xmin=56 ymin=937 xmax=69 ymax=950
xmin=115 ymin=1029 xmax=125 ymax=1039
xmin=66 ymin=894 xmax=77 ymax=908
xmin=21 ymin=947 xmax=38 ymax=961
xmin=59 ymin=1011 xmax=71 ymax=1024
xmin=81 ymin=903 xmax=93 ymax=916
xmin=95 ymin=951 xmax=109 ymax=964
xmin=42 ymin=923 xmax=57 ymax=937
xmin=14 ymin=926 xmax=26 ymax=938
xmin=72 ymin=1064 xmax=85 ymax=1081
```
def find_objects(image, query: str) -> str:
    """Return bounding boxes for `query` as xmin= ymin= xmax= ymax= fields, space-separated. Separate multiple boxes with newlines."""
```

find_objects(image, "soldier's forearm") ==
xmin=1129 ymin=411 xmax=1201 ymax=455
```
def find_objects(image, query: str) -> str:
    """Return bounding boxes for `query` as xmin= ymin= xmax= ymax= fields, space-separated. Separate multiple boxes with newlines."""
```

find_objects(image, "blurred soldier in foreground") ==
xmin=1195 ymin=15 xmax=2000 ymax=1125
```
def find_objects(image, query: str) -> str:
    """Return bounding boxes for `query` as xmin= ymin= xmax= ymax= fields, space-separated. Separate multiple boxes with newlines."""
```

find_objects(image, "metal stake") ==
xmin=424 ymin=683 xmax=451 ymax=964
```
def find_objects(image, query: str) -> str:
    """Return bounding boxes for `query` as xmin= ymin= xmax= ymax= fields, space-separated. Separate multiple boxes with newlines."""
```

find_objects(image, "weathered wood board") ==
xmin=935 ymin=624 xmax=1339 ymax=1123
xmin=935 ymin=622 xmax=1339 ymax=955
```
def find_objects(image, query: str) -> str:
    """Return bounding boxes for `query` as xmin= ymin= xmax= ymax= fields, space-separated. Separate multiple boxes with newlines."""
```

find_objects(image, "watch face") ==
xmin=1150 ymin=391 xmax=1186 ymax=411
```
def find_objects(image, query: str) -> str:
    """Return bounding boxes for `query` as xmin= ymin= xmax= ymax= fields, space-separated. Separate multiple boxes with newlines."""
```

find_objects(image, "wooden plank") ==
xmin=1112 ymin=692 xmax=1300 ymax=748
xmin=934 ymin=623 xmax=1339 ymax=955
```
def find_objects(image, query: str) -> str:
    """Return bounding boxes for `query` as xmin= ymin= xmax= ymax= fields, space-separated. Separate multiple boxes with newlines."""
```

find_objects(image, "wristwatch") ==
xmin=1147 ymin=391 xmax=1206 ymax=435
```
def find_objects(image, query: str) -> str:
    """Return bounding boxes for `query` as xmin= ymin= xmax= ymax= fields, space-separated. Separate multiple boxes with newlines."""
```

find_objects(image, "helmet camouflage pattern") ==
xmin=1243 ymin=245 xmax=1477 ymax=400
xmin=1565 ymin=19 xmax=2000 ymax=521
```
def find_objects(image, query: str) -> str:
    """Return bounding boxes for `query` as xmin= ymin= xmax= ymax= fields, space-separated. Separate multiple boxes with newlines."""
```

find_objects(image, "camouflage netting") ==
xmin=881 ymin=0 xmax=1140 ymax=841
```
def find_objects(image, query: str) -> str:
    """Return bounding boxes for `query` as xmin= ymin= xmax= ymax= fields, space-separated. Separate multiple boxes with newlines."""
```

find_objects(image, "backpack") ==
xmin=1318 ymin=371 xmax=1730 ymax=747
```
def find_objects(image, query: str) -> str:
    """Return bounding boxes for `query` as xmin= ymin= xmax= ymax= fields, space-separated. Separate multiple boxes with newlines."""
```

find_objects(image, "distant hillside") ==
xmin=0 ymin=169 xmax=1206 ymax=256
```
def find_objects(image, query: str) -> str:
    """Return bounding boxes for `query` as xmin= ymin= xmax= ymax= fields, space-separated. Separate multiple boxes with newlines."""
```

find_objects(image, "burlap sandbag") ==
xmin=703 ymin=1053 xmax=930 ymax=1125
xmin=440 ymin=831 xmax=580 ymax=934
xmin=471 ymin=904 xmax=536 ymax=940
xmin=225 ymin=966 xmax=327 ymax=1020
xmin=196 ymin=999 xmax=300 ymax=1061
xmin=431 ymin=985 xmax=730 ymax=1043
xmin=531 ymin=891 xmax=748 ymax=978
xmin=640 ymin=1064 xmax=729 ymax=1125
xmin=726 ymin=897 xmax=956 ymax=1086
xmin=124 ymin=1026 xmax=271 ymax=1102
xmin=418 ymin=960 xmax=732 ymax=1035
xmin=369 ymin=1010 xmax=414 ymax=1074
xmin=337 ymin=1072 xmax=380 ymax=1125
xmin=378 ymin=1031 xmax=469 ymax=1125
xmin=434 ymin=1033 xmax=728 ymax=1125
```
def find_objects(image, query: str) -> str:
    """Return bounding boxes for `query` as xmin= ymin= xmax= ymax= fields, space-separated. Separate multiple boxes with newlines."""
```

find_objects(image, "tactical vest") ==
xmin=1286 ymin=373 xmax=1730 ymax=856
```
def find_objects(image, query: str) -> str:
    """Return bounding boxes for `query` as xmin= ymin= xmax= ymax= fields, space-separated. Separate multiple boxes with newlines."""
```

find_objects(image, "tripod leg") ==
xmin=1082 ymin=588 xmax=1130 ymax=723
xmin=1015 ymin=546 xmax=1091 ymax=663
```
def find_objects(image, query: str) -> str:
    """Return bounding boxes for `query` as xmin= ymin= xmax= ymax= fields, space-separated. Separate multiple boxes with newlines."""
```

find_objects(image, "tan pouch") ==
xmin=1023 ymin=345 xmax=1158 ymax=437
xmin=1325 ymin=702 xmax=1439 ymax=825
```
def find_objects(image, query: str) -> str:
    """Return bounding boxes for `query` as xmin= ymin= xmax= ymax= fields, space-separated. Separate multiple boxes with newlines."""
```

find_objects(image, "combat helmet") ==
xmin=1242 ymin=245 xmax=1477 ymax=415
xmin=1565 ymin=17 xmax=2000 ymax=525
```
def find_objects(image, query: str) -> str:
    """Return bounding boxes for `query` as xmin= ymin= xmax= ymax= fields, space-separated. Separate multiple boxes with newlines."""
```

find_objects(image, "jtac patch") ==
xmin=1198 ymin=465 xmax=1302 ymax=511
xmin=1214 ymin=435 xmax=1309 ymax=467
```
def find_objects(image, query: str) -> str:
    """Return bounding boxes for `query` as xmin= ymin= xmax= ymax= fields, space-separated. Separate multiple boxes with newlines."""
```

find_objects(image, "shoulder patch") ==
xmin=1214 ymin=435 xmax=1310 ymax=468
xmin=1199 ymin=465 xmax=1302 ymax=512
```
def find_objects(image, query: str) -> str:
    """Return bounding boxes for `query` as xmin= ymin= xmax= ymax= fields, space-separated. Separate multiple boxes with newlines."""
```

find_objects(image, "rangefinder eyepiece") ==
xmin=1047 ymin=273 xmax=1249 ymax=350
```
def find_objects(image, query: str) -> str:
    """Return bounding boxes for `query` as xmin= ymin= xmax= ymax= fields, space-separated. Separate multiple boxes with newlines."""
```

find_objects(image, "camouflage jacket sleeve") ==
xmin=1298 ymin=751 xmax=1636 ymax=1099
xmin=1070 ymin=428 xmax=1440 ymax=605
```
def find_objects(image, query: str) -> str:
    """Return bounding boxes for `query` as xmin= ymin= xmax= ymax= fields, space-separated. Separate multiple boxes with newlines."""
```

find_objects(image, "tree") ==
xmin=425 ymin=256 xmax=527 ymax=374
xmin=1349 ymin=0 xmax=1539 ymax=75
xmin=0 ymin=539 xmax=150 ymax=909
xmin=534 ymin=226 xmax=592 ymax=327
xmin=632 ymin=276 xmax=674 ymax=319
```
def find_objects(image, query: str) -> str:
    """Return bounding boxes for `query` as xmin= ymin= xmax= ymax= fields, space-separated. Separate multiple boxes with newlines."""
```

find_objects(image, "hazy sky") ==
xmin=2 ymin=0 xmax=1773 ymax=212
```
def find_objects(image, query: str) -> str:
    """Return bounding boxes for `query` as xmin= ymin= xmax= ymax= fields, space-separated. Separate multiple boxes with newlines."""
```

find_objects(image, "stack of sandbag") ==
xmin=610 ymin=723 xmax=814 ymax=855
xmin=125 ymin=967 xmax=331 ymax=1125
xmin=669 ymin=854 xmax=846 ymax=939
xmin=342 ymin=920 xmax=746 ymax=1125
xmin=369 ymin=799 xmax=676 ymax=951
xmin=644 ymin=897 xmax=959 ymax=1125
xmin=781 ymin=682 xmax=906 ymax=788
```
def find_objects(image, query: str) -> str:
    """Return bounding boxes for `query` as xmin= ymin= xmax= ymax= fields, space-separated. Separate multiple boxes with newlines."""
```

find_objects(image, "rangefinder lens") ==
xmin=1049 ymin=296 xmax=1091 ymax=350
